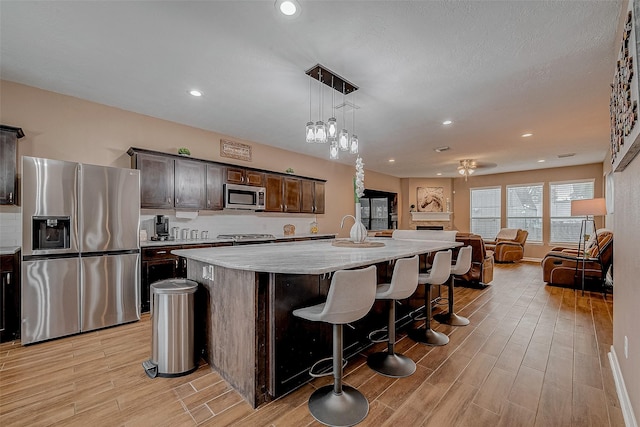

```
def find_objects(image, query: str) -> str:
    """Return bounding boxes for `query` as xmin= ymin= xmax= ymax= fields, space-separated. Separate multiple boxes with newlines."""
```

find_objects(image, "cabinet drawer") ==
xmin=142 ymin=246 xmax=181 ymax=260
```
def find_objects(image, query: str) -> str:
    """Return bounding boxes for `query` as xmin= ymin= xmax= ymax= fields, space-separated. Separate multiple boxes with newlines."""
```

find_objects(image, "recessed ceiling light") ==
xmin=442 ymin=120 xmax=453 ymax=125
xmin=275 ymin=0 xmax=300 ymax=17
xmin=537 ymin=159 xmax=545 ymax=163
xmin=521 ymin=133 xmax=533 ymax=137
xmin=436 ymin=172 xmax=442 ymax=176
xmin=434 ymin=146 xmax=450 ymax=153
xmin=388 ymin=158 xmax=395 ymax=163
xmin=189 ymin=90 xmax=203 ymax=97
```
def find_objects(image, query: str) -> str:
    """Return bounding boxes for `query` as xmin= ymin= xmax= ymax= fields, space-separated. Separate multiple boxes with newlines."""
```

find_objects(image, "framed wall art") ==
xmin=417 ymin=187 xmax=444 ymax=212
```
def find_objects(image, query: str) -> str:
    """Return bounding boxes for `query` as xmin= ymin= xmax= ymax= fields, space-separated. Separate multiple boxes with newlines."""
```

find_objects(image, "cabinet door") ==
xmin=205 ymin=164 xmax=224 ymax=210
xmin=175 ymin=158 xmax=206 ymax=209
xmin=245 ymin=170 xmax=265 ymax=186
xmin=136 ymin=153 xmax=174 ymax=209
xmin=225 ymin=167 xmax=245 ymax=184
xmin=0 ymin=129 xmax=17 ymax=205
xmin=314 ymin=182 xmax=325 ymax=214
xmin=283 ymin=177 xmax=301 ymax=213
xmin=265 ymin=174 xmax=284 ymax=212
xmin=300 ymin=180 xmax=315 ymax=213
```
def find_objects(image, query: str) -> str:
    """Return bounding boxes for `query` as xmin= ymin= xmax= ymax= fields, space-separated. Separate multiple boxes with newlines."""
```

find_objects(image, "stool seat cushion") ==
xmin=293 ymin=303 xmax=327 ymax=322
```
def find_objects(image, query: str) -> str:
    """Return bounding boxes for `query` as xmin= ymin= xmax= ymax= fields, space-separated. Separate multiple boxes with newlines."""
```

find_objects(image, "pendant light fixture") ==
xmin=329 ymin=141 xmax=339 ymax=159
xmin=304 ymin=64 xmax=359 ymax=159
xmin=305 ymin=76 xmax=315 ymax=143
xmin=349 ymin=91 xmax=359 ymax=154
xmin=327 ymin=76 xmax=338 ymax=141
xmin=314 ymin=69 xmax=327 ymax=143
xmin=338 ymin=82 xmax=349 ymax=151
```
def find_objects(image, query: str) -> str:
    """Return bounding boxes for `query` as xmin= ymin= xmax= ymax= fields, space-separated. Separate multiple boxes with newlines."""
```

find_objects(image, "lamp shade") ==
xmin=570 ymin=198 xmax=607 ymax=216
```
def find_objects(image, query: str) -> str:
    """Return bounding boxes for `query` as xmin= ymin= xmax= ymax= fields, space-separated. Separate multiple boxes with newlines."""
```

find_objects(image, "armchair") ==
xmin=542 ymin=229 xmax=613 ymax=290
xmin=484 ymin=228 xmax=528 ymax=263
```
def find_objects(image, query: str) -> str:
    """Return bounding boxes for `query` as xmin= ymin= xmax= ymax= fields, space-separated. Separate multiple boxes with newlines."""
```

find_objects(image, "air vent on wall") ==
xmin=558 ymin=153 xmax=576 ymax=158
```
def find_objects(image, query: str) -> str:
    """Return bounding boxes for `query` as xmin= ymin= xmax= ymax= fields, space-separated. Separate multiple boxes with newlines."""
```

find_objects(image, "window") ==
xmin=470 ymin=187 xmax=501 ymax=239
xmin=549 ymin=180 xmax=595 ymax=243
xmin=507 ymin=184 xmax=543 ymax=242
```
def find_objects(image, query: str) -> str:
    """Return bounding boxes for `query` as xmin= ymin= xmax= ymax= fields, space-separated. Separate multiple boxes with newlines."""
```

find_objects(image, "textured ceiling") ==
xmin=0 ymin=1 xmax=624 ymax=177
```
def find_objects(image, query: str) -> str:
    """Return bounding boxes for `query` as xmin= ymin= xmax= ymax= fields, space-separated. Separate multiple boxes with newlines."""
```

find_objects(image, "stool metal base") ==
xmin=308 ymin=384 xmax=369 ymax=427
xmin=408 ymin=327 xmax=449 ymax=346
xmin=433 ymin=312 xmax=470 ymax=326
xmin=367 ymin=352 xmax=416 ymax=378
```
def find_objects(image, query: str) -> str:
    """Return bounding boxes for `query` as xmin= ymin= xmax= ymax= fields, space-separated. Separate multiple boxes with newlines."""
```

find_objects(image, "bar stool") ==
xmin=292 ymin=265 xmax=377 ymax=427
xmin=408 ymin=250 xmax=452 ymax=346
xmin=367 ymin=255 xmax=419 ymax=378
xmin=434 ymin=246 xmax=472 ymax=326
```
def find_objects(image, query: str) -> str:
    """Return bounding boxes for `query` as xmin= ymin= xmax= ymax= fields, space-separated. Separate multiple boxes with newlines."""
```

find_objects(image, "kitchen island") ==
xmin=173 ymin=238 xmax=461 ymax=407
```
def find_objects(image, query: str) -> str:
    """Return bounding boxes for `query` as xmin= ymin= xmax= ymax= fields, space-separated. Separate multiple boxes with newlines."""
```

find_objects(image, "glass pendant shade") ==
xmin=349 ymin=134 xmax=359 ymax=154
xmin=327 ymin=117 xmax=338 ymax=140
xmin=329 ymin=141 xmax=339 ymax=159
xmin=315 ymin=120 xmax=327 ymax=143
xmin=338 ymin=129 xmax=349 ymax=151
xmin=306 ymin=121 xmax=315 ymax=143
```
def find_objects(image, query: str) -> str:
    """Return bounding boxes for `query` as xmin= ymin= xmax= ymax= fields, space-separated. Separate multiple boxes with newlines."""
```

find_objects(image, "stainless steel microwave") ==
xmin=224 ymin=183 xmax=266 ymax=210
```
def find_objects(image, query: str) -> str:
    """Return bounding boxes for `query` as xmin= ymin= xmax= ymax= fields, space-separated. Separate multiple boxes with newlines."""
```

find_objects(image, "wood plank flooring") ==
xmin=0 ymin=263 xmax=625 ymax=426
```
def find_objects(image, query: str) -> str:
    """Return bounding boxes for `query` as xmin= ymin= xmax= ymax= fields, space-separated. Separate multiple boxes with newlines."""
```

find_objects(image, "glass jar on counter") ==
xmin=310 ymin=221 xmax=318 ymax=234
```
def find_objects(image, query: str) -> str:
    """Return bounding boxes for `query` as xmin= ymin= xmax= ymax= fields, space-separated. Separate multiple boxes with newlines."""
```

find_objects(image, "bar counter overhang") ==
xmin=172 ymin=238 xmax=461 ymax=407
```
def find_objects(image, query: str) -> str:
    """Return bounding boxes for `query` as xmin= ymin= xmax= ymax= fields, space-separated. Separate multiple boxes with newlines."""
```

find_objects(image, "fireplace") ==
xmin=417 ymin=225 xmax=444 ymax=230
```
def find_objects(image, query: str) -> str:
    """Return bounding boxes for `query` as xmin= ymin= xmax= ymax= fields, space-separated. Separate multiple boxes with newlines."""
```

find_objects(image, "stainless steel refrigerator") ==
xmin=21 ymin=156 xmax=140 ymax=344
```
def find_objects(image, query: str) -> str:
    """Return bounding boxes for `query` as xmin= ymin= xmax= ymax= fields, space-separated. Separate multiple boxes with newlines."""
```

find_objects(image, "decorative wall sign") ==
xmin=220 ymin=139 xmax=252 ymax=162
xmin=417 ymin=187 xmax=444 ymax=212
xmin=610 ymin=10 xmax=636 ymax=167
xmin=610 ymin=1 xmax=640 ymax=172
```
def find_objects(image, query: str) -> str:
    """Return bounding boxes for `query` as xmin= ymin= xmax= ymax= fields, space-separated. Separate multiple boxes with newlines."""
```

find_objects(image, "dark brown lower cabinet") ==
xmin=0 ymin=251 xmax=20 ymax=343
xmin=141 ymin=243 xmax=231 ymax=313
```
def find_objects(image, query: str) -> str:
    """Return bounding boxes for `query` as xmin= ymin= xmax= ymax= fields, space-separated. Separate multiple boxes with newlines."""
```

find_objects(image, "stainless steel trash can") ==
xmin=142 ymin=278 xmax=198 ymax=378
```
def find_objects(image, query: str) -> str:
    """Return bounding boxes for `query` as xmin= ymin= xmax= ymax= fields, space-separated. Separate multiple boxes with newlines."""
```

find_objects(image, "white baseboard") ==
xmin=522 ymin=257 xmax=542 ymax=263
xmin=608 ymin=345 xmax=638 ymax=427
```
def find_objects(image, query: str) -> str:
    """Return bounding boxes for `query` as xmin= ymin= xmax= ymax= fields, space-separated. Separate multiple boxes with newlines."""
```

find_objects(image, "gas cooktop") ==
xmin=217 ymin=233 xmax=276 ymax=241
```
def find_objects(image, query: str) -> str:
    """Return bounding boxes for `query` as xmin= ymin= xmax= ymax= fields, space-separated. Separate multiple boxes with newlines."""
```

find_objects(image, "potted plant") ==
xmin=178 ymin=147 xmax=191 ymax=156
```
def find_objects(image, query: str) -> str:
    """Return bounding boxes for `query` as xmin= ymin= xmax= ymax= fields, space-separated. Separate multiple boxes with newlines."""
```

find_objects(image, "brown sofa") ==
xmin=484 ymin=228 xmax=528 ymax=263
xmin=455 ymin=232 xmax=494 ymax=287
xmin=542 ymin=229 xmax=613 ymax=289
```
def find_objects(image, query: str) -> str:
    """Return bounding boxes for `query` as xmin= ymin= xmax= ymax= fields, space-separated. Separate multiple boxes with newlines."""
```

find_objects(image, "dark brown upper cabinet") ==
xmin=313 ymin=181 xmax=325 ymax=214
xmin=300 ymin=179 xmax=315 ymax=213
xmin=264 ymin=173 xmax=284 ymax=212
xmin=205 ymin=163 xmax=224 ymax=210
xmin=283 ymin=177 xmax=301 ymax=213
xmin=174 ymin=158 xmax=206 ymax=209
xmin=130 ymin=151 xmax=175 ymax=209
xmin=0 ymin=125 xmax=24 ymax=205
xmin=225 ymin=167 xmax=264 ymax=187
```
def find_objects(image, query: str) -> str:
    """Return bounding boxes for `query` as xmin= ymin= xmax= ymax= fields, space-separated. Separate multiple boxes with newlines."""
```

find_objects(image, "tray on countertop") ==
xmin=332 ymin=240 xmax=385 ymax=248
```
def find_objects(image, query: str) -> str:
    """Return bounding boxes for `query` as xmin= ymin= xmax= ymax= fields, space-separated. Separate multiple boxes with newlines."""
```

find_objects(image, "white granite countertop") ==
xmin=173 ymin=238 xmax=461 ymax=275
xmin=0 ymin=246 xmax=21 ymax=255
xmin=140 ymin=233 xmax=336 ymax=248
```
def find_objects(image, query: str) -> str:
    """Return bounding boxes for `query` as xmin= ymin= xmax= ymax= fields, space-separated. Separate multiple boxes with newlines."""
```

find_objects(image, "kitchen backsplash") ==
xmin=0 ymin=211 xmax=21 ymax=246
xmin=140 ymin=210 xmax=319 ymax=240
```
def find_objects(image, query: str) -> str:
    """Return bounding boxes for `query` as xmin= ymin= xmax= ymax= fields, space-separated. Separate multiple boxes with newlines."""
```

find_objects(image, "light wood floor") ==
xmin=0 ymin=263 xmax=625 ymax=426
